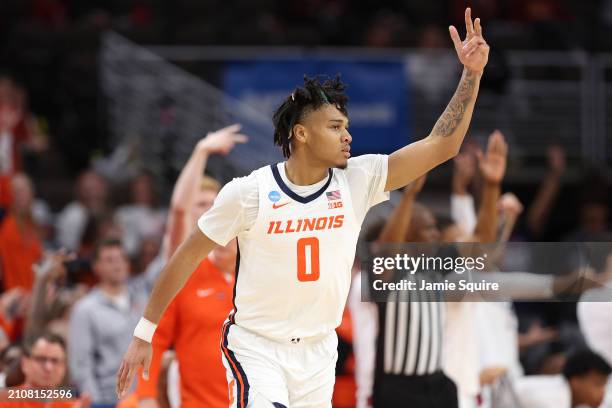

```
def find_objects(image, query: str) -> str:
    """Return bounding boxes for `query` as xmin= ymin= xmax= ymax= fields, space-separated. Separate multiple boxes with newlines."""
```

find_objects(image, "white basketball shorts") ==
xmin=221 ymin=321 xmax=338 ymax=408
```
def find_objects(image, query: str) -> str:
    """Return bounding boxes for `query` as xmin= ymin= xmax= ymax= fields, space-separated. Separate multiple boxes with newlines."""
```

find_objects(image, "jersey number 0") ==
xmin=297 ymin=237 xmax=320 ymax=282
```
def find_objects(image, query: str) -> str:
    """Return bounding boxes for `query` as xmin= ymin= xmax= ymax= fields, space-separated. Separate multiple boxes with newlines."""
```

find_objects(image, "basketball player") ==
xmin=117 ymin=8 xmax=489 ymax=407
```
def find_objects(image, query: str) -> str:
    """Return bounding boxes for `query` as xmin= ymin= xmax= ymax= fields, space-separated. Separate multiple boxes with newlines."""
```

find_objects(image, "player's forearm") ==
xmin=473 ymin=180 xmax=501 ymax=242
xmin=142 ymin=229 xmax=214 ymax=323
xmin=429 ymin=68 xmax=481 ymax=156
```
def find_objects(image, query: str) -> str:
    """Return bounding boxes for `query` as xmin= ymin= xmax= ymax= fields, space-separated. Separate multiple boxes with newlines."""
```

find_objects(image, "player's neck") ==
xmin=284 ymin=156 xmax=329 ymax=186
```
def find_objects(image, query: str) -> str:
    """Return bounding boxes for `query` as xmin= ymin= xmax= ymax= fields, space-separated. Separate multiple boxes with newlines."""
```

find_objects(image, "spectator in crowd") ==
xmin=69 ymin=239 xmax=147 ymax=406
xmin=22 ymin=333 xmax=68 ymax=388
xmin=578 ymin=253 xmax=612 ymax=365
xmin=578 ymin=253 xmax=612 ymax=407
xmin=526 ymin=145 xmax=566 ymax=239
xmin=55 ymin=170 xmax=110 ymax=252
xmin=25 ymin=250 xmax=89 ymax=343
xmin=0 ymin=173 xmax=43 ymax=291
xmin=0 ymin=287 xmax=30 ymax=343
xmin=566 ymin=194 xmax=612 ymax=242
xmin=134 ymin=124 xmax=246 ymax=408
xmin=0 ymin=76 xmax=48 ymax=213
xmin=0 ymin=342 xmax=25 ymax=388
xmin=115 ymin=172 xmax=166 ymax=258
xmin=131 ymin=234 xmax=162 ymax=283
xmin=513 ymin=349 xmax=611 ymax=408
xmin=0 ymin=332 xmax=91 ymax=407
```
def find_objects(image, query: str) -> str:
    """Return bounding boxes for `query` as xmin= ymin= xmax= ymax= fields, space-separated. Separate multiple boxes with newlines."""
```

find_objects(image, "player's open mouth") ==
xmin=342 ymin=146 xmax=351 ymax=158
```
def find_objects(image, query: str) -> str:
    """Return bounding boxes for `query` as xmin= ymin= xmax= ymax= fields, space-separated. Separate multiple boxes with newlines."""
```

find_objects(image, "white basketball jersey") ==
xmin=232 ymin=164 xmax=360 ymax=341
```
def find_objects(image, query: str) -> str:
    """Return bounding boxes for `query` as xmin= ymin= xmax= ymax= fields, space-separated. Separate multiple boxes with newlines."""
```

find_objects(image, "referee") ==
xmin=366 ymin=175 xmax=460 ymax=408
xmin=373 ymin=273 xmax=454 ymax=407
xmin=369 ymin=134 xmax=504 ymax=407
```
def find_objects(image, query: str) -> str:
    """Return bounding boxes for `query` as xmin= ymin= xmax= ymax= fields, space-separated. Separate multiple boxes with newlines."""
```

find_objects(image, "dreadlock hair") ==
xmin=272 ymin=75 xmax=349 ymax=158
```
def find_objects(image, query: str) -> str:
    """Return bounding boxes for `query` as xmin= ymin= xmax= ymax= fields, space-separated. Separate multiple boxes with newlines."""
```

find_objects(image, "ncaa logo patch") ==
xmin=268 ymin=190 xmax=281 ymax=202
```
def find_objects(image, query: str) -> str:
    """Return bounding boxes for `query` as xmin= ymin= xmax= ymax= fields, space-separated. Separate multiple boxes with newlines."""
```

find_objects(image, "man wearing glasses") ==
xmin=1 ymin=332 xmax=90 ymax=407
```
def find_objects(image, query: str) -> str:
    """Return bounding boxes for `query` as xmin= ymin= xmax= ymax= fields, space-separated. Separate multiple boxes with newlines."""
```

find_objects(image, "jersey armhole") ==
xmin=337 ymin=170 xmax=360 ymax=228
xmin=240 ymin=172 xmax=261 ymax=237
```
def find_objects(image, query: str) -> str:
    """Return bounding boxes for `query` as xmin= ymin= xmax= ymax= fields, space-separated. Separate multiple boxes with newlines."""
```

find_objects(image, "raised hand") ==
xmin=449 ymin=8 xmax=490 ymax=75
xmin=403 ymin=174 xmax=427 ymax=196
xmin=547 ymin=145 xmax=566 ymax=175
xmin=498 ymin=192 xmax=523 ymax=221
xmin=477 ymin=130 xmax=508 ymax=184
xmin=196 ymin=124 xmax=249 ymax=155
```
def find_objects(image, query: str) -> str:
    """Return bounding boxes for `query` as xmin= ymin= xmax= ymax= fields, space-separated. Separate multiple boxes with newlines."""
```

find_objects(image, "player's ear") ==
xmin=293 ymin=124 xmax=307 ymax=144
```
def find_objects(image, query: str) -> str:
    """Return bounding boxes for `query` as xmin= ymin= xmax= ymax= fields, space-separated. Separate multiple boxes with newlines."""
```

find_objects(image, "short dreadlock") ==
xmin=272 ymin=75 xmax=349 ymax=158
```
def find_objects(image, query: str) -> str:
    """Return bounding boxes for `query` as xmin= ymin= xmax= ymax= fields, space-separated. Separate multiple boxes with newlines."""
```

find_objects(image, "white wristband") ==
xmin=133 ymin=317 xmax=157 ymax=343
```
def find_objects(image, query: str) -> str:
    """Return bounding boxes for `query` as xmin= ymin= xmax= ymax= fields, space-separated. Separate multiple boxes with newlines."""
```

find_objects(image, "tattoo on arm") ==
xmin=432 ymin=70 xmax=478 ymax=137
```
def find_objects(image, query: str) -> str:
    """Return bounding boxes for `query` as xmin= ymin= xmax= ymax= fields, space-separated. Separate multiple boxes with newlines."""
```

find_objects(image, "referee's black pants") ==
xmin=372 ymin=371 xmax=459 ymax=408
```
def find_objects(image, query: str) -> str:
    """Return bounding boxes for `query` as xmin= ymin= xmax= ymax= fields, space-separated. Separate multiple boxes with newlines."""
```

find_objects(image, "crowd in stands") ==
xmin=1 ymin=0 xmax=612 ymax=181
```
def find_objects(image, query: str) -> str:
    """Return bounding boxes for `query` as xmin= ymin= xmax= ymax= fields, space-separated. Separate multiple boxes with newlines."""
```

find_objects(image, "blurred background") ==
xmin=1 ymin=1 xmax=612 ymax=407
xmin=1 ymin=0 xmax=612 ymax=234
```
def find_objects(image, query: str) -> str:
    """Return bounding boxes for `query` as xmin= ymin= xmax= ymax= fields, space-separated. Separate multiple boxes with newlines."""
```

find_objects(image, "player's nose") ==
xmin=343 ymin=130 xmax=352 ymax=144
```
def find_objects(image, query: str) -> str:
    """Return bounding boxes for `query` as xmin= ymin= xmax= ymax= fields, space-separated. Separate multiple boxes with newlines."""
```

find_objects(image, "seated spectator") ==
xmin=21 ymin=333 xmax=68 ymax=389
xmin=0 ymin=173 xmax=43 ymax=291
xmin=514 ymin=349 xmax=611 ymax=408
xmin=69 ymin=239 xmax=146 ymax=406
xmin=134 ymin=124 xmax=246 ymax=408
xmin=55 ymin=170 xmax=109 ymax=252
xmin=0 ymin=332 xmax=90 ymax=407
xmin=0 ymin=342 xmax=25 ymax=388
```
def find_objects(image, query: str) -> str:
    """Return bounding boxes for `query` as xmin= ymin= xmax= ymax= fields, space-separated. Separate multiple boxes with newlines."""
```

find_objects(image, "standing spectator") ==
xmin=578 ymin=254 xmax=612 ymax=407
xmin=0 ymin=77 xmax=48 ymax=213
xmin=578 ymin=254 xmax=612 ymax=365
xmin=55 ymin=170 xmax=109 ymax=252
xmin=526 ymin=145 xmax=566 ymax=239
xmin=0 ymin=173 xmax=42 ymax=291
xmin=134 ymin=125 xmax=246 ymax=408
xmin=69 ymin=239 xmax=146 ymax=406
xmin=24 ymin=250 xmax=89 ymax=343
xmin=115 ymin=172 xmax=166 ymax=258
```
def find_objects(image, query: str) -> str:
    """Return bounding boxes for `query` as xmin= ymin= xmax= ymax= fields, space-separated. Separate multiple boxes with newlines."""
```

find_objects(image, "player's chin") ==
xmin=334 ymin=156 xmax=349 ymax=169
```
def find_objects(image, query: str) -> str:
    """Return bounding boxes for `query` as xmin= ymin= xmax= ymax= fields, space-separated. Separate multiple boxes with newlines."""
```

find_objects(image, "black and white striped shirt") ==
xmin=375 ymin=273 xmax=444 ymax=377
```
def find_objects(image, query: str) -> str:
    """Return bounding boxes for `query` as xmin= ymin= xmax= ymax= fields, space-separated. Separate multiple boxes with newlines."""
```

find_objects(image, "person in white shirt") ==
xmin=115 ymin=172 xmax=166 ymax=257
xmin=578 ymin=254 xmax=612 ymax=407
xmin=117 ymin=9 xmax=490 ymax=407
xmin=514 ymin=350 xmax=610 ymax=408
xmin=55 ymin=169 xmax=110 ymax=251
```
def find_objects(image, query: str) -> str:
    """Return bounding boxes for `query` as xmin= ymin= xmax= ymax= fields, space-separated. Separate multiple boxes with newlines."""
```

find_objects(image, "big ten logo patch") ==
xmin=328 ymin=201 xmax=343 ymax=209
